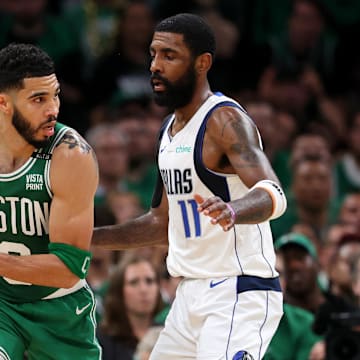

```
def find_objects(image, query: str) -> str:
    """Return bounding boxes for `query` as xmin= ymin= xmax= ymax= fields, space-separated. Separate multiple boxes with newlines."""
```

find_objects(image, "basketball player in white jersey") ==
xmin=92 ymin=13 xmax=287 ymax=360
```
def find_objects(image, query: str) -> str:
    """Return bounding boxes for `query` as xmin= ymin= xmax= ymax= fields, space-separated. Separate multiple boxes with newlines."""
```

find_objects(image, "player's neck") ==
xmin=0 ymin=128 xmax=35 ymax=173
xmin=172 ymin=87 xmax=213 ymax=134
xmin=0 ymin=148 xmax=34 ymax=173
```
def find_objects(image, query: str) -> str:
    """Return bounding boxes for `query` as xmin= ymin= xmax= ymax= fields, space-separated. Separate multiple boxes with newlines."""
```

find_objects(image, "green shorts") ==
xmin=0 ymin=285 xmax=102 ymax=360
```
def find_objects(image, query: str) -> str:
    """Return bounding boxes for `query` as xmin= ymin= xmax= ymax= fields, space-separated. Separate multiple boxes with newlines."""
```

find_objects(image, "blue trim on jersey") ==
xmin=152 ymin=115 xmax=174 ymax=208
xmin=193 ymin=99 xmax=249 ymax=276
xmin=194 ymin=101 xmax=245 ymax=201
xmin=213 ymin=92 xmax=247 ymax=113
xmin=236 ymin=275 xmax=281 ymax=293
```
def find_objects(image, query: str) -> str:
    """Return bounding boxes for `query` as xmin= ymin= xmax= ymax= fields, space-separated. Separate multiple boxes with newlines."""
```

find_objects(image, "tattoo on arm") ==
xmin=57 ymin=133 xmax=91 ymax=153
xmin=227 ymin=119 xmax=260 ymax=167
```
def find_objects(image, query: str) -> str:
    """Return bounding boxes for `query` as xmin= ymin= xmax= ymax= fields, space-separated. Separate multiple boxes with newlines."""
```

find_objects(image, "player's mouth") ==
xmin=41 ymin=121 xmax=56 ymax=137
xmin=151 ymin=79 xmax=166 ymax=92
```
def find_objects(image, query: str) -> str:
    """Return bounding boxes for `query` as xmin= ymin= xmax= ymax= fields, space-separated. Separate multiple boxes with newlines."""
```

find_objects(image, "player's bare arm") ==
xmin=92 ymin=187 xmax=169 ymax=250
xmin=197 ymin=106 xmax=286 ymax=230
xmin=0 ymin=130 xmax=99 ymax=288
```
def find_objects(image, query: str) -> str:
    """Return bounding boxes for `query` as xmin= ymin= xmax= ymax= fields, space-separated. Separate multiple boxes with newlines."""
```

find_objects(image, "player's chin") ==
xmin=152 ymin=89 xmax=165 ymax=97
xmin=38 ymin=134 xmax=51 ymax=143
xmin=153 ymin=92 xmax=168 ymax=107
xmin=31 ymin=136 xmax=52 ymax=149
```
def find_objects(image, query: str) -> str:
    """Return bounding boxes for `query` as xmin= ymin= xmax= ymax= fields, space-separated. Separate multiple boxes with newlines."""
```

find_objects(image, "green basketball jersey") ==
xmin=0 ymin=122 xmax=71 ymax=302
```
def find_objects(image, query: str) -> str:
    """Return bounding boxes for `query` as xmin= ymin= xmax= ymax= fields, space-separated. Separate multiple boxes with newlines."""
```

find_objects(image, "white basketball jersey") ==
xmin=158 ymin=92 xmax=278 ymax=279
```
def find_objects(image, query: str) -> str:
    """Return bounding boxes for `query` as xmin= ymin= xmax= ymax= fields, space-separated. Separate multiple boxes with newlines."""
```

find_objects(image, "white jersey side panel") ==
xmin=158 ymin=93 xmax=277 ymax=279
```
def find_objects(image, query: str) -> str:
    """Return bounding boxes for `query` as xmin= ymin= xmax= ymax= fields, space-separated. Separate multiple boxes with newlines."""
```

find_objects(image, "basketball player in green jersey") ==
xmin=0 ymin=43 xmax=102 ymax=359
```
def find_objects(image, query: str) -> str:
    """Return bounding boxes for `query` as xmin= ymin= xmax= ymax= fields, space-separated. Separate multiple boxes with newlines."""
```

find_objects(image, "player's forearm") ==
xmin=92 ymin=213 xmax=168 ymax=250
xmin=231 ymin=188 xmax=273 ymax=224
xmin=0 ymin=253 xmax=79 ymax=288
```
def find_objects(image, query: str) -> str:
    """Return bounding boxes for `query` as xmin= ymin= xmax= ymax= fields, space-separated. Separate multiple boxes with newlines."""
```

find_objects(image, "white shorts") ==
xmin=150 ymin=275 xmax=283 ymax=360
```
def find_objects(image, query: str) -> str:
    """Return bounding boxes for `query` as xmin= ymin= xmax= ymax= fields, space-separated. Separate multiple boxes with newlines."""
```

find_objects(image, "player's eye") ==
xmin=33 ymin=97 xmax=43 ymax=103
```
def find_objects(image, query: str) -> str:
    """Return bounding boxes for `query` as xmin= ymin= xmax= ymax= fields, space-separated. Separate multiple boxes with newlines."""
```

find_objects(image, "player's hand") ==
xmin=194 ymin=194 xmax=235 ymax=232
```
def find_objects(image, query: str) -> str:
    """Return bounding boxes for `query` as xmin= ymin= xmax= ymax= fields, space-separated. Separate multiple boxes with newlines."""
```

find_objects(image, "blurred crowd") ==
xmin=1 ymin=0 xmax=360 ymax=359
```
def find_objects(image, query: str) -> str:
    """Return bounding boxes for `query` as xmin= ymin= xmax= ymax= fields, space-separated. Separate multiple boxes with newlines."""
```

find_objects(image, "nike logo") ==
xmin=76 ymin=303 xmax=91 ymax=315
xmin=209 ymin=278 xmax=228 ymax=288
xmin=160 ymin=147 xmax=175 ymax=153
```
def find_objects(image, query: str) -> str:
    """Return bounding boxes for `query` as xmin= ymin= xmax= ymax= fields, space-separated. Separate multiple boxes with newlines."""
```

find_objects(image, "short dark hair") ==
xmin=155 ymin=13 xmax=216 ymax=58
xmin=0 ymin=43 xmax=55 ymax=92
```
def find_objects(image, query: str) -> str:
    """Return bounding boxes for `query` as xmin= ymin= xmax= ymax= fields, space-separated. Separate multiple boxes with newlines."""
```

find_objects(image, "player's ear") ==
xmin=195 ymin=53 xmax=212 ymax=74
xmin=0 ymin=93 xmax=11 ymax=115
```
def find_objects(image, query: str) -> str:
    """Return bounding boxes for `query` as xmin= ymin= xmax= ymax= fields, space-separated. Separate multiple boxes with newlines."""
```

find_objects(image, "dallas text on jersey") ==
xmin=160 ymin=168 xmax=193 ymax=195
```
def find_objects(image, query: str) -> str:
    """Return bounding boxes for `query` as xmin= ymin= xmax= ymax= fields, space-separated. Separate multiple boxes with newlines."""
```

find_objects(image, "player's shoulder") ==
xmin=208 ymin=93 xmax=248 ymax=119
xmin=50 ymin=125 xmax=98 ymax=188
xmin=208 ymin=95 xmax=254 ymax=133
xmin=50 ymin=124 xmax=97 ymax=175
xmin=53 ymin=126 xmax=92 ymax=157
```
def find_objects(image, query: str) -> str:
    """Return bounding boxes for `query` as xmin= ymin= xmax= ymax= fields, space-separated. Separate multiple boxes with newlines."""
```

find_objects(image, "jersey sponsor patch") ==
xmin=25 ymin=173 xmax=44 ymax=191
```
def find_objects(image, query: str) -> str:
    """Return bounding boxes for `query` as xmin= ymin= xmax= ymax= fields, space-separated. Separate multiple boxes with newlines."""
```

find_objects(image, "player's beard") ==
xmin=12 ymin=106 xmax=53 ymax=149
xmin=151 ymin=62 xmax=197 ymax=110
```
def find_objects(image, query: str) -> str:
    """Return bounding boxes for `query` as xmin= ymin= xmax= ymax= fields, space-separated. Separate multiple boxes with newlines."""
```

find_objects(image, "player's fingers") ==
xmin=195 ymin=194 xmax=219 ymax=212
xmin=210 ymin=210 xmax=225 ymax=221
xmin=212 ymin=207 xmax=235 ymax=229
xmin=194 ymin=194 xmax=204 ymax=205
xmin=203 ymin=203 xmax=225 ymax=216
